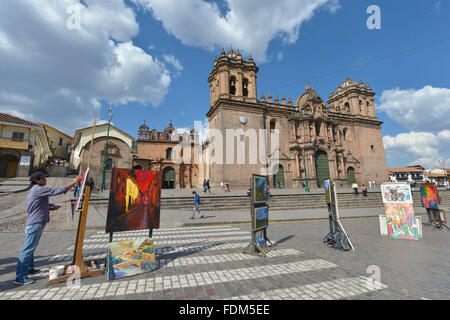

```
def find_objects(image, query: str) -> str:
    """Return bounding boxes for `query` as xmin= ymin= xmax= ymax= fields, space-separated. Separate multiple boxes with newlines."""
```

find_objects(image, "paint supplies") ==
xmin=48 ymin=265 xmax=65 ymax=280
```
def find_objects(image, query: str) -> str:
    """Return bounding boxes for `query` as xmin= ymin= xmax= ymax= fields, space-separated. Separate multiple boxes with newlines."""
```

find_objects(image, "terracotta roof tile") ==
xmin=388 ymin=167 xmax=424 ymax=173
xmin=0 ymin=113 xmax=41 ymax=127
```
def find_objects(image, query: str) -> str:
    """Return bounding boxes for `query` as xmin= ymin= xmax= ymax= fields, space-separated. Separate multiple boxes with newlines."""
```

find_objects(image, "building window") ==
xmin=105 ymin=158 xmax=113 ymax=170
xmin=229 ymin=77 xmax=236 ymax=95
xmin=59 ymin=137 xmax=63 ymax=146
xmin=270 ymin=120 xmax=276 ymax=133
xmin=371 ymin=145 xmax=374 ymax=152
xmin=12 ymin=132 xmax=24 ymax=141
xmin=243 ymin=79 xmax=249 ymax=97
xmin=166 ymin=148 xmax=173 ymax=159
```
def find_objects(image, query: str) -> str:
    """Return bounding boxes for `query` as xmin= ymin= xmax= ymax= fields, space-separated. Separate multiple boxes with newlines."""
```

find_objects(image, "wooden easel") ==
xmin=47 ymin=118 xmax=103 ymax=286
xmin=46 ymin=186 xmax=103 ymax=286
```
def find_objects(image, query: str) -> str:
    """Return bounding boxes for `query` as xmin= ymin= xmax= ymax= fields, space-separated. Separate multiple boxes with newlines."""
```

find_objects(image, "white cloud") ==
xmin=383 ymin=131 xmax=450 ymax=169
xmin=410 ymin=157 xmax=450 ymax=169
xmin=0 ymin=0 xmax=176 ymax=134
xmin=163 ymin=54 xmax=183 ymax=72
xmin=383 ymin=132 xmax=439 ymax=158
xmin=277 ymin=52 xmax=284 ymax=61
xmin=377 ymin=86 xmax=450 ymax=131
xmin=131 ymin=0 xmax=339 ymax=61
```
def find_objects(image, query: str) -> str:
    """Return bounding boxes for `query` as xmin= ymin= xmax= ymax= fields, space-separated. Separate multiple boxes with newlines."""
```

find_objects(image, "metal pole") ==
xmin=101 ymin=106 xmax=113 ymax=192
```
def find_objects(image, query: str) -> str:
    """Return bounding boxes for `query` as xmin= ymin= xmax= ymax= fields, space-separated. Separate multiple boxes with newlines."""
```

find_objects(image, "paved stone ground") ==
xmin=0 ymin=216 xmax=448 ymax=301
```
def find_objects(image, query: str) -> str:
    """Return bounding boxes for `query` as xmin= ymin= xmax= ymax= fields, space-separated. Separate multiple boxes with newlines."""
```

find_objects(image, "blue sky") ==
xmin=0 ymin=0 xmax=449 ymax=168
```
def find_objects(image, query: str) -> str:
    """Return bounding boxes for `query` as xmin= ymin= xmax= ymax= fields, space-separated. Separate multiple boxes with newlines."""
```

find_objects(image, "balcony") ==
xmin=0 ymin=137 xmax=29 ymax=150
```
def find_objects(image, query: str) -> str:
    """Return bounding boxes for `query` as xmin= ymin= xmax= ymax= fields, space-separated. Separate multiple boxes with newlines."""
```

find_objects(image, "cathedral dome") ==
xmin=139 ymin=120 xmax=149 ymax=131
xmin=295 ymin=86 xmax=321 ymax=109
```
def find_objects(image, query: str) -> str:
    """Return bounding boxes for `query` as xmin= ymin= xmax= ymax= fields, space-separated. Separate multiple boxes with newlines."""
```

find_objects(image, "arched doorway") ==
xmin=0 ymin=154 xmax=19 ymax=178
xmin=315 ymin=150 xmax=330 ymax=188
xmin=347 ymin=167 xmax=356 ymax=187
xmin=273 ymin=164 xmax=285 ymax=188
xmin=162 ymin=167 xmax=176 ymax=189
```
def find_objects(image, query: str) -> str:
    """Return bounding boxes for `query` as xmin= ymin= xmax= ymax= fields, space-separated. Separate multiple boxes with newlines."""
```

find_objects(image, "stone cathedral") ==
xmin=203 ymin=48 xmax=388 ymax=189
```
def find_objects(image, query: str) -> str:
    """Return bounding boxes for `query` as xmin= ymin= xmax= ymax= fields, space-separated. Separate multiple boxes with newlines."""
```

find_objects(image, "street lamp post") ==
xmin=101 ymin=106 xmax=113 ymax=192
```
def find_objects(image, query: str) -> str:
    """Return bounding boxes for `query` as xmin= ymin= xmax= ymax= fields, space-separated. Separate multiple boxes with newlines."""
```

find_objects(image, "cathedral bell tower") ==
xmin=208 ymin=48 xmax=259 ymax=107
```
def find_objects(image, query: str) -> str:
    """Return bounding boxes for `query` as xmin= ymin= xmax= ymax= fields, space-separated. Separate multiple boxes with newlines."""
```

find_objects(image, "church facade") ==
xmin=204 ymin=48 xmax=388 ymax=189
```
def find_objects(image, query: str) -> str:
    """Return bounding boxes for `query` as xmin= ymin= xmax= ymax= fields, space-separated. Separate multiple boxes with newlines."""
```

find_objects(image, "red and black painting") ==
xmin=106 ymin=168 xmax=162 ymax=233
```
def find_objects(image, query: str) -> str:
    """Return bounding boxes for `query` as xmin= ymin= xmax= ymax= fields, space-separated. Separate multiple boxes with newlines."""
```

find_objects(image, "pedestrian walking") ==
xmin=191 ymin=191 xmax=204 ymax=219
xmin=202 ymin=179 xmax=207 ymax=194
xmin=352 ymin=182 xmax=359 ymax=195
xmin=368 ymin=180 xmax=372 ymax=189
xmin=206 ymin=179 xmax=211 ymax=194
xmin=14 ymin=172 xmax=82 ymax=285
xmin=372 ymin=180 xmax=376 ymax=188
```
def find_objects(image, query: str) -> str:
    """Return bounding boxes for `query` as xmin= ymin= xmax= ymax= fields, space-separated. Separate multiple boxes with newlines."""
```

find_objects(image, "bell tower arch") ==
xmin=208 ymin=48 xmax=259 ymax=108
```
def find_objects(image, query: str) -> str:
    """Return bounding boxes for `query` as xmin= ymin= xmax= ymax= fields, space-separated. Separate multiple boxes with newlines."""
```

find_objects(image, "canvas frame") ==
xmin=75 ymin=168 xmax=89 ymax=212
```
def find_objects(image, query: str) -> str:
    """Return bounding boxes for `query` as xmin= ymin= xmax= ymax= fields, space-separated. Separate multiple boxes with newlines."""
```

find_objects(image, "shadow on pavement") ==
xmin=271 ymin=235 xmax=295 ymax=247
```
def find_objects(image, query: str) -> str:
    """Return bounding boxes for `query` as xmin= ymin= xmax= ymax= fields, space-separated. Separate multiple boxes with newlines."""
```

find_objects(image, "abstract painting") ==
xmin=384 ymin=203 xmax=420 ymax=240
xmin=106 ymin=168 xmax=162 ymax=233
xmin=107 ymin=238 xmax=156 ymax=280
xmin=255 ymin=237 xmax=270 ymax=255
xmin=253 ymin=175 xmax=268 ymax=204
xmin=381 ymin=184 xmax=412 ymax=203
xmin=75 ymin=168 xmax=89 ymax=211
xmin=254 ymin=206 xmax=269 ymax=230
xmin=420 ymin=185 xmax=440 ymax=209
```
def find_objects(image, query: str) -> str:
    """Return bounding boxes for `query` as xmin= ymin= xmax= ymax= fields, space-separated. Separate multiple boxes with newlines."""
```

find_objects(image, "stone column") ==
xmin=237 ymin=72 xmax=243 ymax=97
xmin=295 ymin=152 xmax=300 ymax=179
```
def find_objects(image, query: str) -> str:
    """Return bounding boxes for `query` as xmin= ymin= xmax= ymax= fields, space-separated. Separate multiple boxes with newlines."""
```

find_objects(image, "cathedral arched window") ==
xmin=229 ymin=77 xmax=236 ymax=95
xmin=166 ymin=148 xmax=173 ymax=160
xmin=344 ymin=102 xmax=350 ymax=113
xmin=270 ymin=119 xmax=276 ymax=133
xmin=243 ymin=79 xmax=249 ymax=97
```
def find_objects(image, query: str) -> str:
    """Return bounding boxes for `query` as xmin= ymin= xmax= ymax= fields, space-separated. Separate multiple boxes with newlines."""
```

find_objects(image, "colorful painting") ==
xmin=384 ymin=203 xmax=420 ymax=240
xmin=254 ymin=206 xmax=269 ymax=230
xmin=106 ymin=168 xmax=162 ymax=233
xmin=107 ymin=238 xmax=156 ymax=280
xmin=255 ymin=237 xmax=270 ymax=255
xmin=253 ymin=175 xmax=268 ymax=204
xmin=420 ymin=185 xmax=439 ymax=209
xmin=75 ymin=168 xmax=89 ymax=211
xmin=381 ymin=184 xmax=412 ymax=203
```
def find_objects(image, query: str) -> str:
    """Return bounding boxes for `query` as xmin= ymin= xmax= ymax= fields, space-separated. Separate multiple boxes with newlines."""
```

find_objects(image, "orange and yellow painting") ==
xmin=106 ymin=168 xmax=162 ymax=233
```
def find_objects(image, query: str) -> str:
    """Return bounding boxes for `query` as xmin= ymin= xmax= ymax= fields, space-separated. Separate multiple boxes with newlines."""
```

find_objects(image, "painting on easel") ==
xmin=106 ymin=168 xmax=162 ymax=233
xmin=107 ymin=238 xmax=157 ymax=280
xmin=420 ymin=185 xmax=440 ymax=209
xmin=75 ymin=168 xmax=89 ymax=211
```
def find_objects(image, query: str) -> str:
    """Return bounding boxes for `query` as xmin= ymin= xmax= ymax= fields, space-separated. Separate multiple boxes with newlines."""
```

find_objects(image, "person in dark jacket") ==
xmin=14 ymin=172 xmax=82 ymax=285
xmin=206 ymin=179 xmax=211 ymax=194
xmin=191 ymin=191 xmax=204 ymax=219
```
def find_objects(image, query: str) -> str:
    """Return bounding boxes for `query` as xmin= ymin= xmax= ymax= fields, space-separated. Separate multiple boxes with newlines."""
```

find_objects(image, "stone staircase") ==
xmin=90 ymin=190 xmax=450 ymax=211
